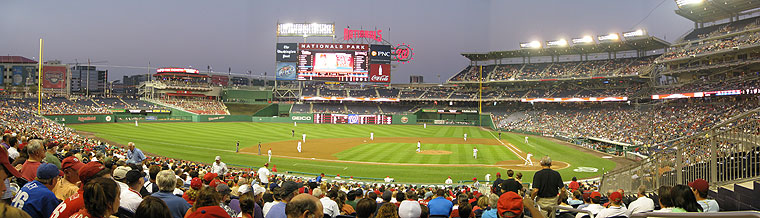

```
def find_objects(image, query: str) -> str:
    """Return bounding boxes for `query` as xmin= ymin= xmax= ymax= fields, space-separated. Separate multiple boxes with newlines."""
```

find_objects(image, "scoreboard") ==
xmin=276 ymin=43 xmax=390 ymax=83
xmin=313 ymin=114 xmax=392 ymax=124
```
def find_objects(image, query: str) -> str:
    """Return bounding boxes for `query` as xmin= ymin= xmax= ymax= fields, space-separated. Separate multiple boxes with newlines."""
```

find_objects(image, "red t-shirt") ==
xmin=20 ymin=160 xmax=41 ymax=182
xmin=50 ymin=189 xmax=84 ymax=218
xmin=69 ymin=208 xmax=98 ymax=218
xmin=569 ymin=181 xmax=579 ymax=192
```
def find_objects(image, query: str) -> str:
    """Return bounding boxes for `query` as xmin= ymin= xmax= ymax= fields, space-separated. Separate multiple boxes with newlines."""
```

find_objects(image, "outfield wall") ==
xmin=46 ymin=114 xmax=115 ymax=124
xmin=48 ymin=112 xmax=418 ymax=125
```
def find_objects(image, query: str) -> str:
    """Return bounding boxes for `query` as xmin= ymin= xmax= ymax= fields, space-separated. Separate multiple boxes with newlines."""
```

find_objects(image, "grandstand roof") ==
xmin=0 ymin=56 xmax=37 ymax=64
xmin=675 ymin=0 xmax=760 ymax=23
xmin=461 ymin=36 xmax=670 ymax=61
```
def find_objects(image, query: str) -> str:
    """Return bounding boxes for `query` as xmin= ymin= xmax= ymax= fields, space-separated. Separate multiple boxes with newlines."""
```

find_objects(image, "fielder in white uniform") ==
xmin=297 ymin=141 xmax=302 ymax=153
xmin=525 ymin=136 xmax=529 ymax=144
xmin=424 ymin=123 xmax=426 ymax=128
xmin=416 ymin=141 xmax=421 ymax=152
xmin=524 ymin=152 xmax=533 ymax=166
xmin=473 ymin=147 xmax=478 ymax=159
xmin=302 ymin=133 xmax=306 ymax=142
xmin=370 ymin=132 xmax=374 ymax=140
xmin=135 ymin=120 xmax=139 ymax=127
xmin=268 ymin=148 xmax=272 ymax=162
xmin=464 ymin=133 xmax=467 ymax=141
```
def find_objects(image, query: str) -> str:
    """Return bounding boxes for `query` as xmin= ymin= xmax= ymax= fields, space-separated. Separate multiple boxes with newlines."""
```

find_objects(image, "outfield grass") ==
xmin=70 ymin=122 xmax=615 ymax=183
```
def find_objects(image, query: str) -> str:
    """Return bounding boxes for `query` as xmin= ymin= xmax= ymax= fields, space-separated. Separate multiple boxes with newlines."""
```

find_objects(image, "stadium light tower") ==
xmin=676 ymin=0 xmax=704 ymax=7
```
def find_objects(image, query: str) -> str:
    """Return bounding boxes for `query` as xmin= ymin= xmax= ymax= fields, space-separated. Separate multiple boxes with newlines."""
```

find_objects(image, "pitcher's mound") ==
xmin=418 ymin=150 xmax=452 ymax=155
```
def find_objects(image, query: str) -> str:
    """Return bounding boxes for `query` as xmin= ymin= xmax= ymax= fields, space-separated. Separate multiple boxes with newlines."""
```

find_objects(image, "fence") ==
xmin=600 ymin=107 xmax=760 ymax=193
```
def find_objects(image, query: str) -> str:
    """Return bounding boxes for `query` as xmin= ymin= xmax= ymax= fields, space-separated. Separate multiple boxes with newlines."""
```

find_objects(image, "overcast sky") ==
xmin=1 ymin=0 xmax=693 ymax=83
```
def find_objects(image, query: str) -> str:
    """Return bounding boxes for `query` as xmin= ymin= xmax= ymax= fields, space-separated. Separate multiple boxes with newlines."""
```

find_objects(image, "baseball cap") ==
xmin=0 ymin=147 xmax=22 ymax=179
xmin=185 ymin=205 xmax=230 ymax=218
xmin=238 ymin=184 xmax=252 ymax=195
xmin=215 ymin=156 xmax=221 ymax=161
xmin=191 ymin=177 xmax=202 ymax=189
xmin=424 ymin=191 xmax=434 ymax=199
xmin=125 ymin=170 xmax=146 ymax=184
xmin=79 ymin=161 xmax=107 ymax=183
xmin=281 ymin=181 xmax=303 ymax=194
xmin=496 ymin=172 xmax=501 ymax=176
xmin=209 ymin=179 xmax=223 ymax=188
xmin=590 ymin=191 xmax=602 ymax=199
xmin=37 ymin=163 xmax=60 ymax=180
xmin=398 ymin=201 xmax=422 ymax=218
xmin=216 ymin=183 xmax=231 ymax=195
xmin=61 ymin=156 xmax=85 ymax=171
xmin=497 ymin=192 xmax=523 ymax=218
xmin=204 ymin=172 xmax=218 ymax=183
xmin=609 ymin=191 xmax=622 ymax=202
xmin=688 ymin=178 xmax=709 ymax=193
xmin=113 ymin=166 xmax=132 ymax=180
xmin=253 ymin=184 xmax=266 ymax=196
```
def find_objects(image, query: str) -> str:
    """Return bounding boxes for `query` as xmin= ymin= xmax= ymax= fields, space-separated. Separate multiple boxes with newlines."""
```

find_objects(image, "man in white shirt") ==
xmin=297 ymin=141 xmax=302 ymax=153
xmin=313 ymin=188 xmax=340 ymax=218
xmin=113 ymin=166 xmax=144 ymax=213
xmin=525 ymin=152 xmax=534 ymax=166
xmin=416 ymin=141 xmax=421 ymax=152
xmin=268 ymin=148 xmax=272 ymax=162
xmin=626 ymin=185 xmax=654 ymax=216
xmin=463 ymin=133 xmax=467 ymax=141
xmin=258 ymin=163 xmax=271 ymax=185
xmin=525 ymin=136 xmax=529 ymax=144
xmin=445 ymin=176 xmax=453 ymax=184
xmin=473 ymin=147 xmax=478 ymax=159
xmin=689 ymin=179 xmax=720 ymax=212
xmin=370 ymin=132 xmax=374 ymax=140
xmin=302 ymin=133 xmax=307 ymax=142
xmin=576 ymin=192 xmax=605 ymax=218
xmin=596 ymin=192 xmax=627 ymax=218
xmin=212 ymin=156 xmax=228 ymax=175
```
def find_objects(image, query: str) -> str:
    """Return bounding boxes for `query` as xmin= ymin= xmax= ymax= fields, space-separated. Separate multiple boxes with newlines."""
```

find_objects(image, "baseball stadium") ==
xmin=2 ymin=1 xmax=760 ymax=218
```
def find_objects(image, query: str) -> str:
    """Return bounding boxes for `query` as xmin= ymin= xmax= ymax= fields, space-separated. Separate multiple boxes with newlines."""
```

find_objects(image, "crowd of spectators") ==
xmin=497 ymin=96 xmax=759 ymax=146
xmin=660 ymin=31 xmax=760 ymax=61
xmin=158 ymin=98 xmax=230 ymax=115
xmin=454 ymin=56 xmax=657 ymax=82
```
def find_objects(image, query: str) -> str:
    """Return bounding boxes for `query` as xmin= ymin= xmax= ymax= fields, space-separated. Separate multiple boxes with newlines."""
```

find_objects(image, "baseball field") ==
xmin=70 ymin=122 xmax=617 ymax=183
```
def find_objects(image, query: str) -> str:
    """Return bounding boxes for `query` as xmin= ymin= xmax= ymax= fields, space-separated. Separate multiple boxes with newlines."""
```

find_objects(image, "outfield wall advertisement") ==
xmin=46 ymin=115 xmax=115 ymax=124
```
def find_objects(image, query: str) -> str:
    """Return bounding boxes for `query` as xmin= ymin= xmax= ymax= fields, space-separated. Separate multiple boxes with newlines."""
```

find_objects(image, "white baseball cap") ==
xmin=215 ymin=156 xmax=221 ymax=161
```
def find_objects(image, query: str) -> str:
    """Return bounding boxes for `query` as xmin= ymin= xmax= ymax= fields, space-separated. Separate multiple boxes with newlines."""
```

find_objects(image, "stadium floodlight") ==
xmin=676 ymin=0 xmax=704 ymax=7
xmin=546 ymin=39 xmax=568 ymax=48
xmin=597 ymin=33 xmax=620 ymax=42
xmin=623 ymin=29 xmax=647 ymax=38
xmin=520 ymin=40 xmax=542 ymax=49
xmin=277 ymin=23 xmax=335 ymax=37
xmin=571 ymin=36 xmax=595 ymax=45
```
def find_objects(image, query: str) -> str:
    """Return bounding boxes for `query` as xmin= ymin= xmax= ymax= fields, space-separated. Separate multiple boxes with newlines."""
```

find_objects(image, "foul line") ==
xmin=488 ymin=132 xmax=527 ymax=162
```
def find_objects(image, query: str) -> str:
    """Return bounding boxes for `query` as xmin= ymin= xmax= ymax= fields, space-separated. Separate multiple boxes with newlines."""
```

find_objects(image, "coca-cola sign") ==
xmin=369 ymin=64 xmax=390 ymax=83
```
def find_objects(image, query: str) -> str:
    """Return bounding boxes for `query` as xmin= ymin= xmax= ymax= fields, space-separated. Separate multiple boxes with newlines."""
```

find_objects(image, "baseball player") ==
xmin=236 ymin=141 xmax=240 ymax=153
xmin=294 ymin=121 xmax=297 ymax=127
xmin=268 ymin=148 xmax=272 ymax=162
xmin=473 ymin=147 xmax=478 ymax=159
xmin=424 ymin=123 xmax=427 ymax=128
xmin=135 ymin=120 xmax=138 ymax=127
xmin=416 ymin=141 xmax=421 ymax=152
xmin=258 ymin=142 xmax=262 ymax=155
xmin=464 ymin=133 xmax=467 ymax=141
xmin=302 ymin=133 xmax=306 ymax=142
xmin=524 ymin=152 xmax=533 ymax=166
xmin=370 ymin=132 xmax=374 ymax=140
xmin=498 ymin=132 xmax=502 ymax=140
xmin=292 ymin=129 xmax=295 ymax=137
xmin=297 ymin=141 xmax=302 ymax=153
xmin=525 ymin=136 xmax=529 ymax=144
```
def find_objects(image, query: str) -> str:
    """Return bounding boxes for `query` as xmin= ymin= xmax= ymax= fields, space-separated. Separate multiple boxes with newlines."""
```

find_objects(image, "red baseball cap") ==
xmin=0 ymin=147 xmax=22 ymax=179
xmin=496 ymin=172 xmax=501 ymax=176
xmin=78 ymin=161 xmax=106 ymax=183
xmin=62 ymin=156 xmax=85 ymax=171
xmin=209 ymin=179 xmax=223 ymax=188
xmin=203 ymin=172 xmax=217 ymax=183
xmin=497 ymin=192 xmax=523 ymax=218
xmin=191 ymin=177 xmax=202 ymax=189
xmin=185 ymin=205 xmax=230 ymax=218
xmin=609 ymin=191 xmax=622 ymax=202
xmin=590 ymin=191 xmax=602 ymax=199
xmin=688 ymin=179 xmax=709 ymax=193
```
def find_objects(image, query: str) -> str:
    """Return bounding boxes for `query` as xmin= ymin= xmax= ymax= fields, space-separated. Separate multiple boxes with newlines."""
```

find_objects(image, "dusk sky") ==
xmin=1 ymin=0 xmax=693 ymax=83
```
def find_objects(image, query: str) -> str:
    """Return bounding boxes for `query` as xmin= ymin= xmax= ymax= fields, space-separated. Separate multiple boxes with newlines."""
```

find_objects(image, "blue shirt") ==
xmin=481 ymin=208 xmax=498 ymax=218
xmin=11 ymin=180 xmax=61 ymax=218
xmin=428 ymin=197 xmax=453 ymax=216
xmin=153 ymin=191 xmax=192 ymax=218
xmin=127 ymin=148 xmax=146 ymax=165
xmin=265 ymin=202 xmax=287 ymax=218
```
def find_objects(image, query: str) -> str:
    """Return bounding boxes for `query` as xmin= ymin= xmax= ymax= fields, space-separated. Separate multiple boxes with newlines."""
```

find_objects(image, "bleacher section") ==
xmin=156 ymin=98 xmax=229 ymax=115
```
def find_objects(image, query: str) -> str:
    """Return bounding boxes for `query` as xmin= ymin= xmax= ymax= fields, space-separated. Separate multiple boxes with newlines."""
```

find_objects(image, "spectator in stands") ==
xmin=286 ymin=194 xmax=323 ymax=218
xmin=480 ymin=193 xmax=498 ymax=218
xmin=43 ymin=142 xmax=61 ymax=169
xmin=531 ymin=156 xmax=564 ymax=218
xmin=70 ymin=177 xmax=121 ymax=218
xmin=135 ymin=195 xmax=173 ymax=218
xmin=113 ymin=166 xmax=142 ymax=214
xmin=399 ymin=191 xmax=421 ymax=218
xmin=20 ymin=140 xmax=44 ymax=182
xmin=626 ymin=185 xmax=654 ymax=216
xmin=239 ymin=184 xmax=264 ymax=218
xmin=185 ymin=187 xmax=229 ymax=217
xmin=266 ymin=181 xmax=302 ymax=218
xmin=51 ymin=161 xmax=113 ymax=218
xmin=12 ymin=163 xmax=61 ymax=218
xmin=670 ymin=184 xmax=702 ymax=212
xmin=0 ymin=145 xmax=28 ymax=211
xmin=376 ymin=203 xmax=400 ymax=218
xmin=428 ymin=189 xmax=453 ymax=218
xmin=337 ymin=190 xmax=355 ymax=215
xmin=356 ymin=198 xmax=378 ymax=218
xmin=144 ymin=165 xmax=161 ymax=195
xmin=501 ymin=170 xmax=521 ymax=195
xmin=153 ymin=170 xmax=191 ymax=218
xmin=217 ymin=183 xmax=237 ymax=217
xmin=126 ymin=142 xmax=146 ymax=165
xmin=212 ymin=156 xmax=228 ymax=175
xmin=497 ymin=191 xmax=522 ymax=218
xmin=595 ymin=192 xmax=626 ymax=218
xmin=492 ymin=172 xmax=503 ymax=195
xmin=575 ymin=192 xmax=603 ymax=218
xmin=313 ymin=188 xmax=339 ymax=218
xmin=688 ymin=179 xmax=719 ymax=212
xmin=568 ymin=177 xmax=579 ymax=193
xmin=53 ymin=156 xmax=84 ymax=200
xmin=568 ymin=191 xmax=583 ymax=206
xmin=654 ymin=186 xmax=674 ymax=212
xmin=184 ymin=177 xmax=202 ymax=205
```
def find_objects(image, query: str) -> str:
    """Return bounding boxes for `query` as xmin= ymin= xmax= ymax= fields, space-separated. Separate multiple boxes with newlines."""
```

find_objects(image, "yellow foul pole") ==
xmin=37 ymin=39 xmax=43 ymax=115
xmin=478 ymin=65 xmax=482 ymax=125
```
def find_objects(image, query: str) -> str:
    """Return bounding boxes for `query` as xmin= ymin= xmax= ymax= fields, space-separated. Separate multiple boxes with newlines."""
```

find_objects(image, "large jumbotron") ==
xmin=3 ymin=1 xmax=760 ymax=216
